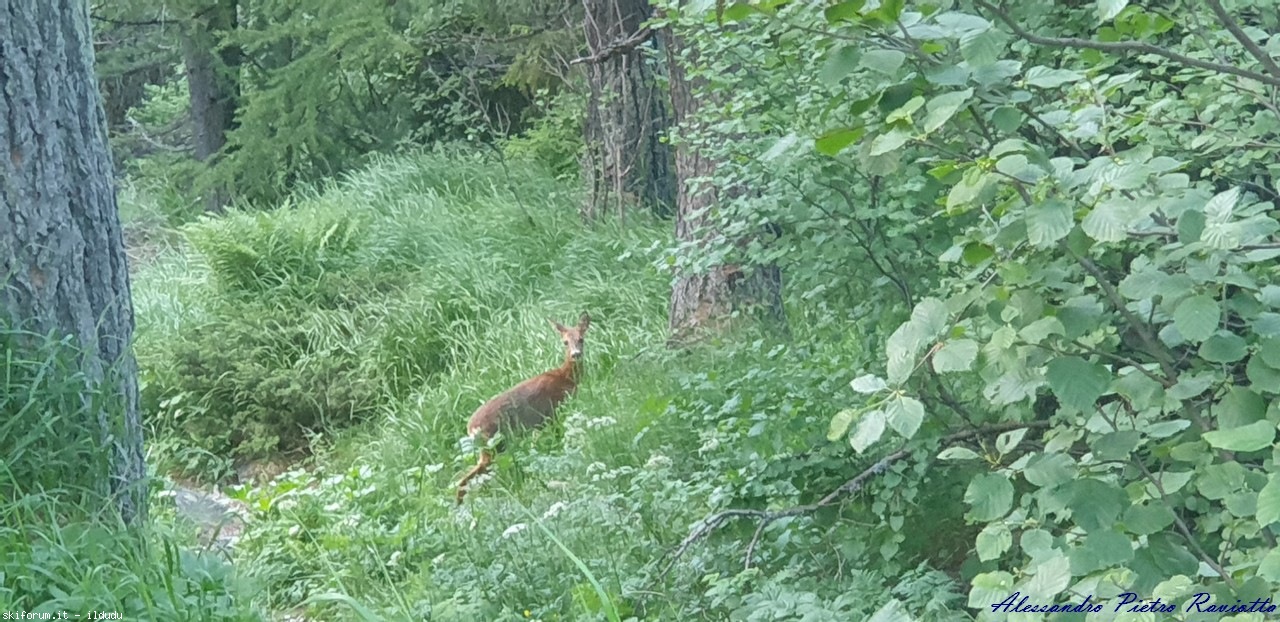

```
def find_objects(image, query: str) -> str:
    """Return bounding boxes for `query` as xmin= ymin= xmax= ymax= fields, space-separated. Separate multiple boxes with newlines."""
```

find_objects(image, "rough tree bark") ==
xmin=662 ymin=13 xmax=785 ymax=346
xmin=181 ymin=0 xmax=240 ymax=212
xmin=0 ymin=0 xmax=148 ymax=525
xmin=580 ymin=0 xmax=675 ymax=220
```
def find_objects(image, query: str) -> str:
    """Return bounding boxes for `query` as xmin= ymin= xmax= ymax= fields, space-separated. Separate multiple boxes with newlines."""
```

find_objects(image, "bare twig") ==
xmin=973 ymin=0 xmax=1280 ymax=88
xmin=569 ymin=26 xmax=655 ymax=65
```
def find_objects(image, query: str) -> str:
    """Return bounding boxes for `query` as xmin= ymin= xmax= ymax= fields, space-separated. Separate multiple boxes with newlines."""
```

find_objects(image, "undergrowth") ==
xmin=125 ymin=149 xmax=970 ymax=620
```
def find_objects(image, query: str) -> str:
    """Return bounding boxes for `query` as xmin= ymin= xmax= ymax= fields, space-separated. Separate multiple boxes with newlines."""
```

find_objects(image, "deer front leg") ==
xmin=455 ymin=450 xmax=493 ymax=505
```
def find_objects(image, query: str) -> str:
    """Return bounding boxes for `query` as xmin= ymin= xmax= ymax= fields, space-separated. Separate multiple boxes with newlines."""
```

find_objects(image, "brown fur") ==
xmin=455 ymin=312 xmax=590 ymax=504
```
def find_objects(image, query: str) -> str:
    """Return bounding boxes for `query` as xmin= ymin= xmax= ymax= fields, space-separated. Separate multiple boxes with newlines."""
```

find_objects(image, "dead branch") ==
xmin=569 ymin=26 xmax=655 ymax=65
xmin=658 ymin=420 xmax=1051 ymax=577
xmin=1202 ymin=0 xmax=1280 ymax=81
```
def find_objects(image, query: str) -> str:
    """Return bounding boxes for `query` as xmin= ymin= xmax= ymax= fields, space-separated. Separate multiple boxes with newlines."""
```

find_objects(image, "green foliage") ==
xmin=661 ymin=0 xmax=1280 ymax=614
xmin=0 ymin=324 xmax=257 ymax=616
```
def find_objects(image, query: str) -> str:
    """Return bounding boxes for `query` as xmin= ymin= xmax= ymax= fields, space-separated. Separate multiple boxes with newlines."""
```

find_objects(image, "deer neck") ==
xmin=557 ymin=353 xmax=580 ymax=383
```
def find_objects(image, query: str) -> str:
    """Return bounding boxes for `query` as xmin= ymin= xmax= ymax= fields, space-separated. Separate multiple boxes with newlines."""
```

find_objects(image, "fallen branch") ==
xmin=659 ymin=420 xmax=1051 ymax=577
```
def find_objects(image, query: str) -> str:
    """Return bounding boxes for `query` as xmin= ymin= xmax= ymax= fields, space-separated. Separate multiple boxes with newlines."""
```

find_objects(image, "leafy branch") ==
xmin=972 ymin=0 xmax=1280 ymax=88
xmin=657 ymin=421 xmax=1051 ymax=576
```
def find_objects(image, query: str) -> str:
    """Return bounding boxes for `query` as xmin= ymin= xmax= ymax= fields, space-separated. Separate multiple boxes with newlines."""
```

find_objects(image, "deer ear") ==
xmin=550 ymin=318 xmax=568 ymax=332
xmin=578 ymin=312 xmax=591 ymax=331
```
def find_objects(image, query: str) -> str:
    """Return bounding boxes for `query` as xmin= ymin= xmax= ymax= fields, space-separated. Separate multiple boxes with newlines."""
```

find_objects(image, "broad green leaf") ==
xmin=885 ymin=96 xmax=925 ymax=124
xmin=938 ymin=446 xmax=980 ymax=461
xmin=886 ymin=322 xmax=923 ymax=384
xmin=1192 ymin=330 xmax=1244 ymax=363
xmin=861 ymin=49 xmax=906 ymax=74
xmin=885 ymin=395 xmax=925 ymax=439
xmin=923 ymin=89 xmax=973 ymax=133
xmin=1249 ymin=473 xmax=1280 ymax=527
xmin=1122 ymin=502 xmax=1175 ymax=535
xmin=824 ymin=0 xmax=866 ymax=23
xmin=1260 ymin=337 xmax=1280 ymax=368
xmin=1070 ymin=529 xmax=1133 ymax=574
xmin=1204 ymin=186 xmax=1240 ymax=224
xmin=967 ymin=571 xmax=1015 ymax=609
xmin=1259 ymin=549 xmax=1280 ymax=582
xmin=1257 ymin=312 xmax=1280 ymax=336
xmin=1092 ymin=430 xmax=1141 ymax=461
xmin=868 ymin=129 xmax=911 ymax=156
xmin=1024 ymin=66 xmax=1085 ymax=88
xmin=1178 ymin=209 xmax=1205 ymax=243
xmin=1022 ymin=553 xmax=1071 ymax=599
xmin=851 ymin=373 xmax=889 ymax=394
xmin=761 ymin=133 xmax=799 ymax=161
xmin=976 ymin=523 xmax=1012 ymax=561
xmin=1020 ymin=529 xmax=1054 ymax=560
xmin=1097 ymin=0 xmax=1129 ymax=21
xmin=1247 ymin=355 xmax=1280 ymax=392
xmin=965 ymin=472 xmax=1014 ymax=521
xmin=828 ymin=409 xmax=856 ymax=441
xmin=866 ymin=599 xmax=913 ymax=622
xmin=932 ymin=339 xmax=978 ymax=373
xmin=960 ymin=29 xmax=1005 ymax=66
xmin=1196 ymin=462 xmax=1247 ymax=500
xmin=911 ymin=297 xmax=950 ymax=337
xmin=815 ymin=127 xmax=866 ymax=156
xmin=1066 ymin=478 xmax=1126 ymax=532
xmin=1081 ymin=199 xmax=1133 ymax=242
xmin=996 ymin=428 xmax=1027 ymax=454
xmin=1023 ymin=452 xmax=1075 ymax=488
xmin=1172 ymin=295 xmax=1220 ymax=342
xmin=851 ymin=409 xmax=886 ymax=453
xmin=946 ymin=167 xmax=994 ymax=211
xmin=1025 ymin=199 xmax=1073 ymax=248
xmin=1202 ymin=420 xmax=1275 ymax=452
xmin=1045 ymin=356 xmax=1111 ymax=412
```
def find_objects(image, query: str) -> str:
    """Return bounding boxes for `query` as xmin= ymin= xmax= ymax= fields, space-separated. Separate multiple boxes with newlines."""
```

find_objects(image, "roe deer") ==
xmin=455 ymin=312 xmax=591 ymax=504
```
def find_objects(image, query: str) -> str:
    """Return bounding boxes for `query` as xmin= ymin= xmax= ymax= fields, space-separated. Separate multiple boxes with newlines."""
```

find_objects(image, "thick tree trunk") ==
xmin=663 ymin=18 xmax=785 ymax=345
xmin=0 ymin=0 xmax=147 ymax=525
xmin=581 ymin=0 xmax=675 ymax=220
xmin=182 ymin=0 xmax=240 ymax=212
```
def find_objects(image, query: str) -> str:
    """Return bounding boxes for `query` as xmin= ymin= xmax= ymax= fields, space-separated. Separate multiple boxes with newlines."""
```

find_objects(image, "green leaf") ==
xmin=824 ymin=0 xmax=865 ymax=23
xmin=1023 ymin=553 xmax=1071 ymax=599
xmin=1092 ymin=430 xmax=1140 ymax=461
xmin=1173 ymin=295 xmax=1220 ymax=342
xmin=851 ymin=409 xmax=886 ymax=453
xmin=851 ymin=373 xmax=889 ymax=394
xmin=1066 ymin=479 xmax=1127 ymax=533
xmin=868 ymin=129 xmax=912 ymax=156
xmin=965 ymin=473 xmax=1014 ymax=521
xmin=815 ymin=127 xmax=866 ymax=156
xmin=911 ymin=297 xmax=950 ymax=337
xmin=828 ymin=409 xmax=856 ymax=441
xmin=932 ymin=339 xmax=978 ymax=373
xmin=976 ymin=523 xmax=1012 ymax=562
xmin=1023 ymin=66 xmax=1085 ymax=88
xmin=866 ymin=599 xmax=913 ymax=622
xmin=885 ymin=395 xmax=925 ymax=439
xmin=967 ymin=571 xmax=1015 ymax=609
xmin=1178 ymin=209 xmax=1205 ymax=243
xmin=1247 ymin=355 xmax=1280 ymax=392
xmin=1256 ymin=474 xmax=1280 ymax=527
xmin=1025 ymin=199 xmax=1073 ymax=248
xmin=1259 ymin=549 xmax=1280 ymax=583
xmin=1260 ymin=337 xmax=1280 ymax=368
xmin=861 ymin=49 xmax=906 ymax=74
xmin=939 ymin=446 xmax=981 ymax=461
xmin=1122 ymin=502 xmax=1175 ymax=535
xmin=923 ymin=89 xmax=973 ymax=133
xmin=1045 ymin=356 xmax=1111 ymax=412
xmin=820 ymin=46 xmax=862 ymax=85
xmin=1202 ymin=420 xmax=1275 ymax=452
xmin=960 ymin=29 xmax=1005 ymax=66
xmin=1097 ymin=0 xmax=1129 ymax=22
xmin=1023 ymin=452 xmax=1075 ymax=488
xmin=1204 ymin=186 xmax=1240 ymax=224
xmin=996 ymin=428 xmax=1027 ymax=454
xmin=1198 ymin=332 xmax=1247 ymax=363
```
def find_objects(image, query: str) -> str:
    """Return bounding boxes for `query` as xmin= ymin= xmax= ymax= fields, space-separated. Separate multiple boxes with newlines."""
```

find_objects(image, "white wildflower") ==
xmin=543 ymin=501 xmax=568 ymax=519
xmin=502 ymin=523 xmax=528 ymax=539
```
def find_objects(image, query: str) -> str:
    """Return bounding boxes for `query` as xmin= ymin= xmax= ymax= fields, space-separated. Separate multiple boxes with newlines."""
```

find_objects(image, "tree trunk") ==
xmin=580 ymin=0 xmax=675 ymax=220
xmin=662 ymin=16 xmax=785 ymax=346
xmin=182 ymin=0 xmax=240 ymax=212
xmin=0 ymin=0 xmax=147 ymax=525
